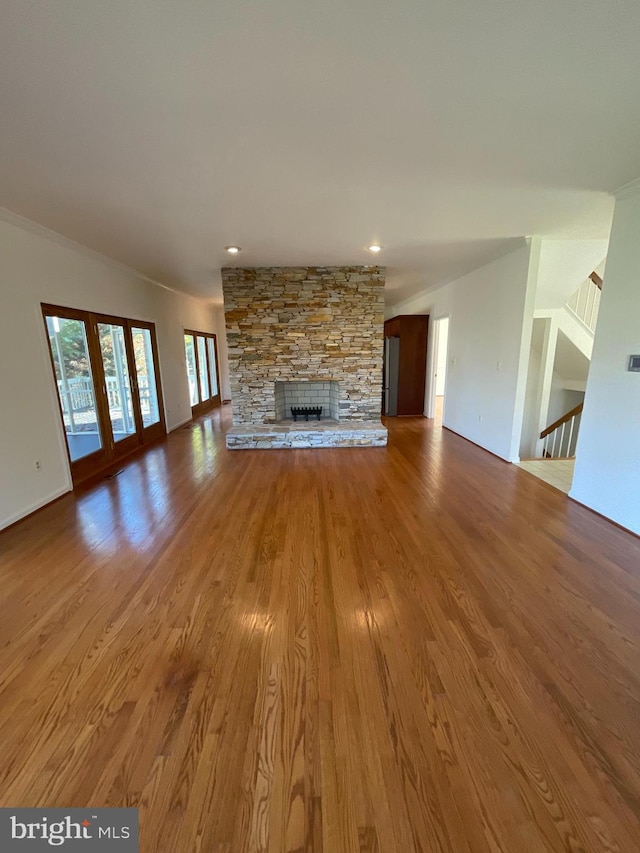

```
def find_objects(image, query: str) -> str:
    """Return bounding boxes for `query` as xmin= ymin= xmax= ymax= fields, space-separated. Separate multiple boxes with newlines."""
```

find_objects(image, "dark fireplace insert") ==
xmin=291 ymin=406 xmax=322 ymax=422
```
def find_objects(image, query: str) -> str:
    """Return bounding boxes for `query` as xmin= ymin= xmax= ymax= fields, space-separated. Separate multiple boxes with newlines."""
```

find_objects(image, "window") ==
xmin=43 ymin=305 xmax=165 ymax=484
xmin=183 ymin=330 xmax=221 ymax=415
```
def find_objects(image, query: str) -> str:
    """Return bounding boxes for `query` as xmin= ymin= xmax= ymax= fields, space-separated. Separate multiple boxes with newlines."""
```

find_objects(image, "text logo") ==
xmin=0 ymin=809 xmax=138 ymax=850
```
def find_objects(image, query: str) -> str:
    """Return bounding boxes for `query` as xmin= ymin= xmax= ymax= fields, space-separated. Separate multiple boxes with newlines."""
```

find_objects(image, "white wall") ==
xmin=0 ymin=213 xmax=229 ymax=530
xmin=535 ymin=238 xmax=609 ymax=310
xmin=434 ymin=319 xmax=449 ymax=396
xmin=571 ymin=186 xmax=640 ymax=535
xmin=388 ymin=241 xmax=536 ymax=462
xmin=547 ymin=383 xmax=583 ymax=428
xmin=520 ymin=337 xmax=543 ymax=458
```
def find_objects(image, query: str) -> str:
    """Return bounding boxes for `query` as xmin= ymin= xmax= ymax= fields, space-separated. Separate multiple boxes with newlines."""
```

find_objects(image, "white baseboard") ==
xmin=0 ymin=485 xmax=72 ymax=532
xmin=168 ymin=416 xmax=193 ymax=432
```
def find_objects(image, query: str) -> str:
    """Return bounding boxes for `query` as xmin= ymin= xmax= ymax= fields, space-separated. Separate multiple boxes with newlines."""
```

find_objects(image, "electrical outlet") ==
xmin=34 ymin=460 xmax=42 ymax=471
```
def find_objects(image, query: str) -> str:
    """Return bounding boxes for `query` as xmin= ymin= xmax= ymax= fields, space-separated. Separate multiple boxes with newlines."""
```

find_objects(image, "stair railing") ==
xmin=566 ymin=274 xmax=602 ymax=333
xmin=540 ymin=403 xmax=583 ymax=458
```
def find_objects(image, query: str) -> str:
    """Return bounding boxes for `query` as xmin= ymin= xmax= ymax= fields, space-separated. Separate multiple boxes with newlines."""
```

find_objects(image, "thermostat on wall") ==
xmin=628 ymin=355 xmax=640 ymax=372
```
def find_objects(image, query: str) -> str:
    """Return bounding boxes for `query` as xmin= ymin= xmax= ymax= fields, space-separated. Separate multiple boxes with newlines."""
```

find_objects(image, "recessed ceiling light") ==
xmin=225 ymin=245 xmax=241 ymax=254
xmin=368 ymin=244 xmax=382 ymax=253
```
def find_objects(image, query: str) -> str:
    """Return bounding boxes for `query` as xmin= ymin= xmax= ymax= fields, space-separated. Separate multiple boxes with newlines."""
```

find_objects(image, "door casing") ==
xmin=42 ymin=304 xmax=166 ymax=486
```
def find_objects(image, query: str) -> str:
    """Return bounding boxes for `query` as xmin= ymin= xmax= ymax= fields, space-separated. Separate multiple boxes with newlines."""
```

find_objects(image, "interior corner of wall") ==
xmin=525 ymin=236 xmax=543 ymax=301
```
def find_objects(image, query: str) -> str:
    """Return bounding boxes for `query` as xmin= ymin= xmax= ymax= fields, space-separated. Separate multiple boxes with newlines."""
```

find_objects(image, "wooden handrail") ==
xmin=540 ymin=402 xmax=583 ymax=439
xmin=589 ymin=271 xmax=603 ymax=290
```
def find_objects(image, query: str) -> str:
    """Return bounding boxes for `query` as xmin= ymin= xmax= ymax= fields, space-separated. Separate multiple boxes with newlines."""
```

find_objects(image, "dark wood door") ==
xmin=383 ymin=315 xmax=429 ymax=416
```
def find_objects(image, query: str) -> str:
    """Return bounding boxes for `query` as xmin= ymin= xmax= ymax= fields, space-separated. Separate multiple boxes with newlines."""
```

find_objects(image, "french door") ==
xmin=184 ymin=330 xmax=221 ymax=415
xmin=42 ymin=304 xmax=166 ymax=485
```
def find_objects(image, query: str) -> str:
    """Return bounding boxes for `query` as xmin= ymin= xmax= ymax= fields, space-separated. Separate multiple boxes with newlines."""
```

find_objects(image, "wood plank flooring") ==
xmin=0 ymin=408 xmax=639 ymax=852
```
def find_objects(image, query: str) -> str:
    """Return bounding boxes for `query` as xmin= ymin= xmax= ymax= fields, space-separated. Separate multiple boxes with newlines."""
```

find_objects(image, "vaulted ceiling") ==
xmin=1 ymin=1 xmax=638 ymax=305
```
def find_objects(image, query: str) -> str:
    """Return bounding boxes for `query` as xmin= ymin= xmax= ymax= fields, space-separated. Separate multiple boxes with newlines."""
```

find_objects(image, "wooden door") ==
xmin=42 ymin=305 xmax=166 ymax=485
xmin=383 ymin=315 xmax=429 ymax=416
xmin=184 ymin=330 xmax=221 ymax=416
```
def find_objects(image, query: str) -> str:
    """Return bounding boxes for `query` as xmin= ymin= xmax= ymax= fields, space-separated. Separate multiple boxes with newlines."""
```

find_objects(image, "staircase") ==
xmin=523 ymin=268 xmax=603 ymax=461
xmin=553 ymin=271 xmax=602 ymax=364
xmin=520 ymin=398 xmax=584 ymax=494
xmin=540 ymin=402 xmax=583 ymax=458
xmin=537 ymin=272 xmax=601 ymax=457
xmin=565 ymin=271 xmax=602 ymax=335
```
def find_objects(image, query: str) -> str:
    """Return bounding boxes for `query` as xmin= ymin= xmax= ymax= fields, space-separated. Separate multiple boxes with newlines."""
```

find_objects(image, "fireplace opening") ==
xmin=274 ymin=381 xmax=339 ymax=422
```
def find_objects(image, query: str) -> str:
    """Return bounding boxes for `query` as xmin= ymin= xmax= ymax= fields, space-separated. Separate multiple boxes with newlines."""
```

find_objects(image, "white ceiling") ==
xmin=1 ymin=1 xmax=637 ymax=306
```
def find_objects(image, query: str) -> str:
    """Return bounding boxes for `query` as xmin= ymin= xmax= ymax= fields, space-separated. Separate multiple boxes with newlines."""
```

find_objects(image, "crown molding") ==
xmin=613 ymin=175 xmax=640 ymax=201
xmin=386 ymin=237 xmax=528 ymax=314
xmin=0 ymin=205 xmax=194 ymax=298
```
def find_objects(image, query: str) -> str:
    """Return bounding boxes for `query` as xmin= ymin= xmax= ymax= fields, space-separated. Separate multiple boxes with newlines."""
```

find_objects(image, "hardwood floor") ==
xmin=1 ymin=408 xmax=639 ymax=852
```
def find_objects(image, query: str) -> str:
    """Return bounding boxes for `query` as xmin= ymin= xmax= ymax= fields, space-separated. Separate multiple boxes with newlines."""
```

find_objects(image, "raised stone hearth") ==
xmin=226 ymin=421 xmax=387 ymax=449
xmin=222 ymin=265 xmax=387 ymax=449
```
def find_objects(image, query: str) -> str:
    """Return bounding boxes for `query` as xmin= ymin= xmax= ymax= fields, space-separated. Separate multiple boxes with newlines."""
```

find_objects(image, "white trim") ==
xmin=0 ymin=205 xmax=206 ymax=300
xmin=37 ymin=303 xmax=75 ymax=484
xmin=534 ymin=316 xmax=559 ymax=458
xmin=510 ymin=236 xmax=541 ymax=462
xmin=442 ymin=425 xmax=511 ymax=463
xmin=562 ymin=379 xmax=587 ymax=392
xmin=613 ymin=175 xmax=640 ymax=200
xmin=386 ymin=238 xmax=528 ymax=315
xmin=426 ymin=315 xmax=450 ymax=420
xmin=0 ymin=486 xmax=72 ymax=532
xmin=169 ymin=416 xmax=193 ymax=432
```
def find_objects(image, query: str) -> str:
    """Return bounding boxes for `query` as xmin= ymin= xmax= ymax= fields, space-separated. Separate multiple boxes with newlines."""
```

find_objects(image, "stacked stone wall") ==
xmin=222 ymin=266 xmax=385 ymax=424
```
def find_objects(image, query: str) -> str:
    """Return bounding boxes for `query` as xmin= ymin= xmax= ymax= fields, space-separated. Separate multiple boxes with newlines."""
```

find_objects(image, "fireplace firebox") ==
xmin=274 ymin=381 xmax=339 ymax=421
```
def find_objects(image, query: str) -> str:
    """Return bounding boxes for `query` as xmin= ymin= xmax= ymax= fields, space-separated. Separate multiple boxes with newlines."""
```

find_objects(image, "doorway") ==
xmin=184 ymin=330 xmax=221 ymax=415
xmin=427 ymin=317 xmax=450 ymax=422
xmin=383 ymin=336 xmax=400 ymax=416
xmin=42 ymin=304 xmax=166 ymax=485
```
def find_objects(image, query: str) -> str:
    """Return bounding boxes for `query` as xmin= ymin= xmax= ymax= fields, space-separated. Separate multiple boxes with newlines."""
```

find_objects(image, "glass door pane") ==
xmin=197 ymin=336 xmax=210 ymax=400
xmin=45 ymin=315 xmax=103 ymax=461
xmin=207 ymin=337 xmax=219 ymax=397
xmin=184 ymin=334 xmax=199 ymax=406
xmin=98 ymin=323 xmax=136 ymax=443
xmin=132 ymin=327 xmax=160 ymax=427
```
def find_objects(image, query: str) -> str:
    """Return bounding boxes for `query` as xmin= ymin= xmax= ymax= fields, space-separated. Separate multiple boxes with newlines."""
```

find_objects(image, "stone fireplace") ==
xmin=222 ymin=266 xmax=388 ymax=448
